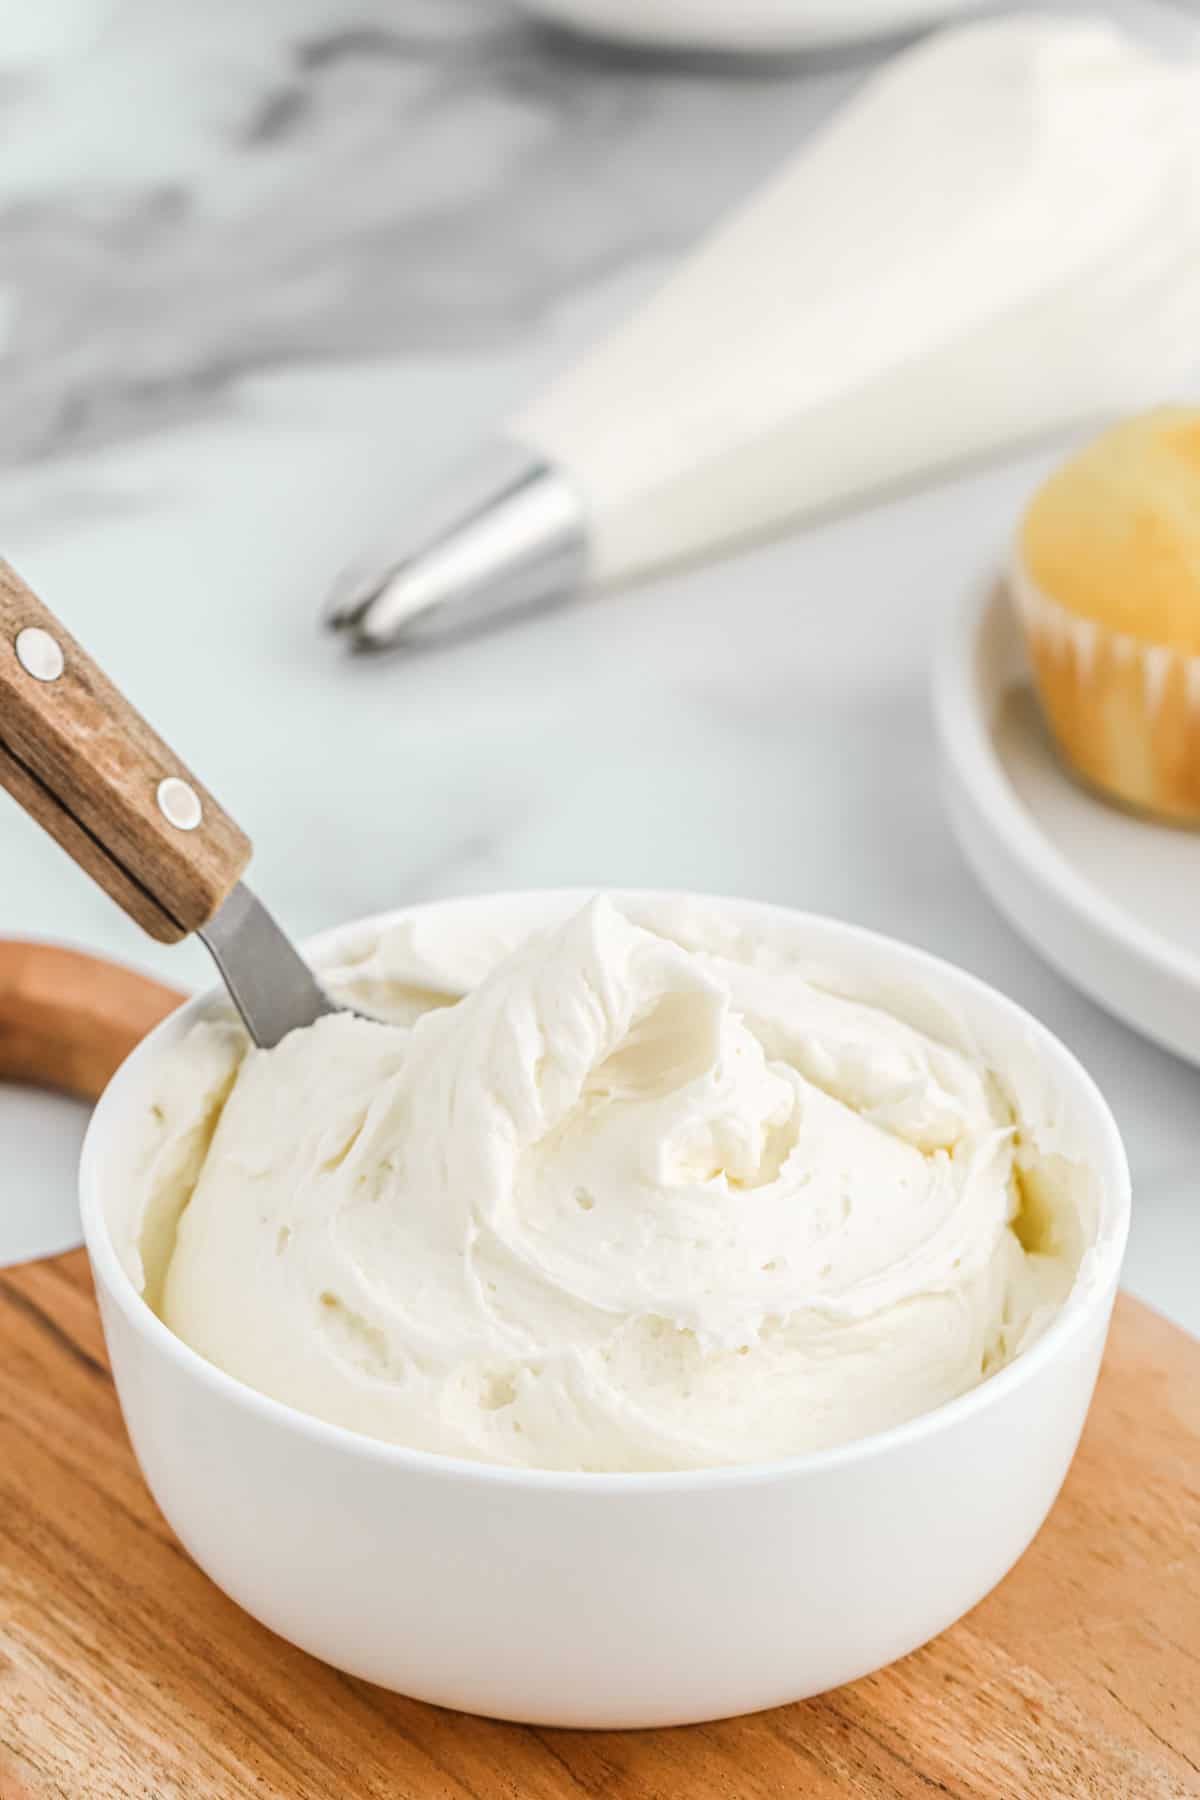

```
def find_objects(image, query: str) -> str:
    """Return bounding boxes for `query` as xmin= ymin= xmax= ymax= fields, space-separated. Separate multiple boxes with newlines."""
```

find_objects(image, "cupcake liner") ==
xmin=1009 ymin=548 xmax=1200 ymax=825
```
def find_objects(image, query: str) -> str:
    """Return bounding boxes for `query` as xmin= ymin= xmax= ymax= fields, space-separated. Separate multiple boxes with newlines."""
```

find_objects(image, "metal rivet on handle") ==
xmin=15 ymin=627 xmax=65 ymax=683
xmin=157 ymin=776 xmax=203 ymax=832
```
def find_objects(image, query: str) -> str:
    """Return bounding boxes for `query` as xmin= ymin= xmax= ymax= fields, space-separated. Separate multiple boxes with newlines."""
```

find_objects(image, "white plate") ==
xmin=517 ymin=0 xmax=981 ymax=53
xmin=0 ymin=1085 xmax=89 ymax=1268
xmin=933 ymin=578 xmax=1200 ymax=1067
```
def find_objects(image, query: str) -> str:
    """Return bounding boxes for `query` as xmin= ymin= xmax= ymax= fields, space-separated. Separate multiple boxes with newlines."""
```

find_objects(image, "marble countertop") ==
xmin=2 ymin=0 xmax=1198 ymax=1332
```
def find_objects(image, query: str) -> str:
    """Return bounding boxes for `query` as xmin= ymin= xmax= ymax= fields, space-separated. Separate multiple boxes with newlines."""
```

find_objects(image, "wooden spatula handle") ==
xmin=0 ymin=560 xmax=251 ymax=944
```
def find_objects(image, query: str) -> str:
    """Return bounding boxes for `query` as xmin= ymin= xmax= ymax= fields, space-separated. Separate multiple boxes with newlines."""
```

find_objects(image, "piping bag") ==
xmin=326 ymin=14 xmax=1200 ymax=653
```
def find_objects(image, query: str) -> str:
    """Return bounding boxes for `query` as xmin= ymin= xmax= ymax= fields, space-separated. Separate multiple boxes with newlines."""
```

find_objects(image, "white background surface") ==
xmin=1 ymin=0 xmax=1197 ymax=1336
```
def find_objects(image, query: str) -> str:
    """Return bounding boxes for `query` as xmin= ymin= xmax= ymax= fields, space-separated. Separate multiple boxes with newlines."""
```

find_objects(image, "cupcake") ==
xmin=1014 ymin=408 xmax=1200 ymax=823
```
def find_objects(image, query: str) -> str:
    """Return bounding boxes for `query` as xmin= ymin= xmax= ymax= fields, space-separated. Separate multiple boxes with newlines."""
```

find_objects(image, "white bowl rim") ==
xmin=80 ymin=888 xmax=1131 ymax=1495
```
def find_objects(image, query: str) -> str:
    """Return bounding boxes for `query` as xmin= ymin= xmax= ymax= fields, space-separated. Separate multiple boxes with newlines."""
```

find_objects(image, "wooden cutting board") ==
xmin=0 ymin=1263 xmax=1197 ymax=1800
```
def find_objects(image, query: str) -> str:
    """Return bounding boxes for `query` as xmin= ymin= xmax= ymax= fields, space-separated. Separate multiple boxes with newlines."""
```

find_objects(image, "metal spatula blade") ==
xmin=199 ymin=882 xmax=340 ymax=1049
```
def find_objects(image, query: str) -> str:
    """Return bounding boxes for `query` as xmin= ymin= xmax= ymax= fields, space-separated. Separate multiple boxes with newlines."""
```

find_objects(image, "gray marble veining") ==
xmin=0 ymin=0 xmax=872 ymax=465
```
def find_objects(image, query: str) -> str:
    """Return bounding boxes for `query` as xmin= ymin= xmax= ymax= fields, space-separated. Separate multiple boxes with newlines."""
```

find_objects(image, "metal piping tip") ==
xmin=322 ymin=578 xmax=376 ymax=639
xmin=323 ymin=440 xmax=588 ymax=654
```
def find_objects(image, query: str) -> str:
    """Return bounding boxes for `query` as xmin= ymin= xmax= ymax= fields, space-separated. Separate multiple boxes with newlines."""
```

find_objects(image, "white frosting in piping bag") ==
xmin=137 ymin=897 xmax=1090 ymax=1471
xmin=516 ymin=17 xmax=1200 ymax=584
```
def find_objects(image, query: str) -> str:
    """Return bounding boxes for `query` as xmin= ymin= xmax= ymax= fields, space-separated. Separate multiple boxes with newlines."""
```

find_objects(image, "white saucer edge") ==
xmin=932 ymin=579 xmax=1200 ymax=1070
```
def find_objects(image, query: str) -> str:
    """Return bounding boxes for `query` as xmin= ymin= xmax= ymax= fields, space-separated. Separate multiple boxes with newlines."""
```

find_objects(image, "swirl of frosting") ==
xmin=148 ymin=897 xmax=1080 ymax=1470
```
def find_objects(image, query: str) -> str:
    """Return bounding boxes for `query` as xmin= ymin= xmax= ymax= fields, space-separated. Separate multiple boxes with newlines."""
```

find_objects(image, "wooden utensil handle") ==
xmin=0 ymin=560 xmax=251 ymax=944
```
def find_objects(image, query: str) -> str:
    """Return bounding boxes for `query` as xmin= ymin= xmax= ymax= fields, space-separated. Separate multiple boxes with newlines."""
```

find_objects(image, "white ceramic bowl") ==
xmin=517 ymin=0 xmax=982 ymax=54
xmin=80 ymin=893 xmax=1129 ymax=1729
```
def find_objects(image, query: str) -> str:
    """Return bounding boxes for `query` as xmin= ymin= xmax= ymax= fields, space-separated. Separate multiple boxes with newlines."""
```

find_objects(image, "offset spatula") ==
xmin=0 ymin=559 xmax=341 ymax=1050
